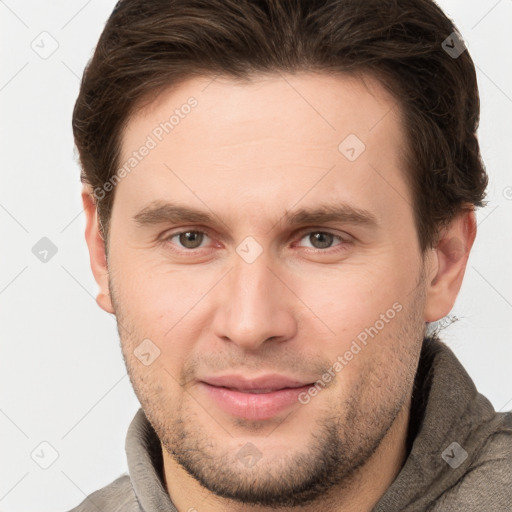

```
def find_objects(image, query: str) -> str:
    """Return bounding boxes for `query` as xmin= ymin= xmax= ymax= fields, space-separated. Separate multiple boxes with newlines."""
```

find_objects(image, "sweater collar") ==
xmin=372 ymin=336 xmax=497 ymax=511
xmin=126 ymin=407 xmax=177 ymax=511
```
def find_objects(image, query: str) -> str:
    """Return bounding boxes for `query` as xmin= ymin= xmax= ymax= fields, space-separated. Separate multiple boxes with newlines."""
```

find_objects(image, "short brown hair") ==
xmin=72 ymin=0 xmax=488 ymax=252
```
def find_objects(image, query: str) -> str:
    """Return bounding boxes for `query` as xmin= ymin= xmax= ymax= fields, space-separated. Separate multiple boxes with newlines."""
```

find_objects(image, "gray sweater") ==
xmin=68 ymin=337 xmax=512 ymax=511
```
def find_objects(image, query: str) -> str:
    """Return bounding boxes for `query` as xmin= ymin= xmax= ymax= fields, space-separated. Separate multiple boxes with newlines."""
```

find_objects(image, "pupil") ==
xmin=180 ymin=231 xmax=202 ymax=248
xmin=312 ymin=232 xmax=332 ymax=249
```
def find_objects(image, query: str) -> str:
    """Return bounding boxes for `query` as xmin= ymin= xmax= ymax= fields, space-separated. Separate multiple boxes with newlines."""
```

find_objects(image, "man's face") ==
xmin=106 ymin=72 xmax=429 ymax=506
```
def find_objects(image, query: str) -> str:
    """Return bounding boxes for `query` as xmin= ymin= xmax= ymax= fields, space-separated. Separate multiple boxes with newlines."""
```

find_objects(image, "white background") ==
xmin=0 ymin=1 xmax=511 ymax=510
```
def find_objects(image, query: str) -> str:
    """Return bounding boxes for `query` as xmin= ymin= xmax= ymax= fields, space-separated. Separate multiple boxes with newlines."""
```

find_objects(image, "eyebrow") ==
xmin=133 ymin=200 xmax=378 ymax=230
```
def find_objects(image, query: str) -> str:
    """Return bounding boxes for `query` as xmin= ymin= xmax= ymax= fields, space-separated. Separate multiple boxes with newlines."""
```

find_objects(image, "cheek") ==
xmin=114 ymin=267 xmax=209 ymax=363
xmin=113 ymin=257 xmax=189 ymax=317
xmin=291 ymin=260 xmax=403 ymax=327
xmin=291 ymin=264 xmax=415 ymax=373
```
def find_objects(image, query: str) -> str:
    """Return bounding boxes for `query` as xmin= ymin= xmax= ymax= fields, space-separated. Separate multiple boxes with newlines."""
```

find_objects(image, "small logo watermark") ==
xmin=32 ymin=237 xmax=58 ymax=263
xmin=236 ymin=442 xmax=262 ymax=468
xmin=442 ymin=441 xmax=468 ymax=468
xmin=503 ymin=186 xmax=512 ymax=201
xmin=31 ymin=441 xmax=59 ymax=469
xmin=441 ymin=31 xmax=467 ymax=59
xmin=31 ymin=31 xmax=59 ymax=59
xmin=236 ymin=236 xmax=263 ymax=264
xmin=134 ymin=338 xmax=161 ymax=366
xmin=338 ymin=134 xmax=366 ymax=162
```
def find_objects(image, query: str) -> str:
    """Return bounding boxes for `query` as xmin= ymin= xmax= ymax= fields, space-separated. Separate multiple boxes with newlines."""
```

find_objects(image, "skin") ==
xmin=83 ymin=72 xmax=476 ymax=511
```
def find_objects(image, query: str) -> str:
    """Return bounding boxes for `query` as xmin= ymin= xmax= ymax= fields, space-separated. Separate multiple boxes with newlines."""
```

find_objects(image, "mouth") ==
xmin=197 ymin=375 xmax=314 ymax=421
xmin=227 ymin=388 xmax=285 ymax=394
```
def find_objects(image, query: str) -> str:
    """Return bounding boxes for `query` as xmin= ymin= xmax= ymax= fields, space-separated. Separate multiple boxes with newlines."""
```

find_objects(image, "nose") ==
xmin=211 ymin=252 xmax=298 ymax=351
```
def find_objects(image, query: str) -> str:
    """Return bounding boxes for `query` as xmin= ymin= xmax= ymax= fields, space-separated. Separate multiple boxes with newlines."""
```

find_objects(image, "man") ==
xmin=69 ymin=0 xmax=512 ymax=510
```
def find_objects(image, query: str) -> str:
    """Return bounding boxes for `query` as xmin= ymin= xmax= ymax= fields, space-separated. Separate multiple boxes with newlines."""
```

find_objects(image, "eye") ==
xmin=162 ymin=229 xmax=350 ymax=254
xmin=166 ymin=230 xmax=211 ymax=250
xmin=296 ymin=231 xmax=348 ymax=251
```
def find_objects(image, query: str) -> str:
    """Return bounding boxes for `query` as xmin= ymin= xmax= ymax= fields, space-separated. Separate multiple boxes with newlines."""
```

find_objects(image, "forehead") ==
xmin=124 ymin=71 xmax=404 ymax=151
xmin=115 ymin=72 xmax=411 ymax=227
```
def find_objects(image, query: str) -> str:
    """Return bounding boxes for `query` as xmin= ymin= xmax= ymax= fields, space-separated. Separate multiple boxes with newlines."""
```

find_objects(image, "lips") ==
xmin=198 ymin=374 xmax=314 ymax=421
xmin=201 ymin=374 xmax=311 ymax=392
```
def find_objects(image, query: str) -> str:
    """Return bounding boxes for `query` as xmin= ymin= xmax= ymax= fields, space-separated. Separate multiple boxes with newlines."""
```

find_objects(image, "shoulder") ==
xmin=433 ymin=412 xmax=512 ymax=512
xmin=66 ymin=474 xmax=140 ymax=512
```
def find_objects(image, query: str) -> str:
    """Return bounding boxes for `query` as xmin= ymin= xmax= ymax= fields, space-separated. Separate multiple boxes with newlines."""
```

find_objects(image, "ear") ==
xmin=424 ymin=207 xmax=477 ymax=322
xmin=82 ymin=186 xmax=114 ymax=314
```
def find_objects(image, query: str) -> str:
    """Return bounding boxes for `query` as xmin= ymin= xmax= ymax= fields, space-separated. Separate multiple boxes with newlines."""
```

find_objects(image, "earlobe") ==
xmin=82 ymin=187 xmax=115 ymax=314
xmin=424 ymin=208 xmax=477 ymax=322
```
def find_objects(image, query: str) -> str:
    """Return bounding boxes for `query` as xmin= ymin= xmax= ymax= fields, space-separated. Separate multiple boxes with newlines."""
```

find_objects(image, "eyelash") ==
xmin=161 ymin=228 xmax=352 ymax=254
